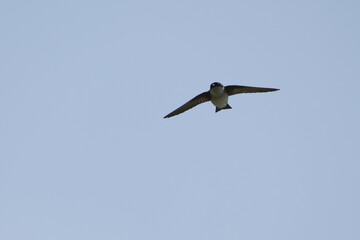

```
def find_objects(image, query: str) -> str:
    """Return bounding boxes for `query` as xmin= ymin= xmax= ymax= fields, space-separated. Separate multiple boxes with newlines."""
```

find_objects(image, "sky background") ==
xmin=1 ymin=0 xmax=359 ymax=239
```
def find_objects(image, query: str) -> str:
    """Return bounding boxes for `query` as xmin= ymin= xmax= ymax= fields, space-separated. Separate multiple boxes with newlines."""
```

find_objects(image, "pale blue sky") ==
xmin=1 ymin=1 xmax=359 ymax=239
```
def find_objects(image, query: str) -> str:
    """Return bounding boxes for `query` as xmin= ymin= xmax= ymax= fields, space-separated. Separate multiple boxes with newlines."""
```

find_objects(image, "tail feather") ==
xmin=215 ymin=104 xmax=232 ymax=113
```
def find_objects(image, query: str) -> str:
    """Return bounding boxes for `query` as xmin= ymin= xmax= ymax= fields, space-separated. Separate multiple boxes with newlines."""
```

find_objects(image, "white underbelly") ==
xmin=211 ymin=94 xmax=228 ymax=108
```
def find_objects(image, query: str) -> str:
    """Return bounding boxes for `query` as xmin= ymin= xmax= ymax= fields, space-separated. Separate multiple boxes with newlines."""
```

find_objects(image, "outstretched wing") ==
xmin=164 ymin=91 xmax=211 ymax=118
xmin=225 ymin=85 xmax=279 ymax=96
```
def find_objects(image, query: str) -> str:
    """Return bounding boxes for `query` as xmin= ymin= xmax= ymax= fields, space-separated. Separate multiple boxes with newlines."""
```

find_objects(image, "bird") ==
xmin=163 ymin=82 xmax=279 ymax=118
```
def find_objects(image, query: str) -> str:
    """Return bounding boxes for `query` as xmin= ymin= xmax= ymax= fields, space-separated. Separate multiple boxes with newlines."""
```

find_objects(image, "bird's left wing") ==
xmin=225 ymin=85 xmax=279 ymax=96
xmin=164 ymin=91 xmax=211 ymax=118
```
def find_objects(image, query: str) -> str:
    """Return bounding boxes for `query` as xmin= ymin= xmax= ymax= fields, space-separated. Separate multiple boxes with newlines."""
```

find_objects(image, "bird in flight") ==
xmin=164 ymin=82 xmax=279 ymax=118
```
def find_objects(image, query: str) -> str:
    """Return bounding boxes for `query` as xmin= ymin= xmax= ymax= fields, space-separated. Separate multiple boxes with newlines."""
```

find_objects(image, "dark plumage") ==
xmin=164 ymin=82 xmax=279 ymax=118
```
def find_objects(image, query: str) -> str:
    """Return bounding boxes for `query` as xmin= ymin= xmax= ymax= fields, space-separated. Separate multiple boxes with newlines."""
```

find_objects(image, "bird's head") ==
xmin=210 ymin=82 xmax=223 ymax=89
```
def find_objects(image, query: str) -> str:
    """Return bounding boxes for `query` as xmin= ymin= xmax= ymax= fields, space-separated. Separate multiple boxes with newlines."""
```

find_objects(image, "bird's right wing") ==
xmin=164 ymin=91 xmax=211 ymax=118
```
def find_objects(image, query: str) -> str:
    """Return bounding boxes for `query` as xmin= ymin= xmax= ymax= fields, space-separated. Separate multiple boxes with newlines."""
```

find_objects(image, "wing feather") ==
xmin=164 ymin=91 xmax=211 ymax=118
xmin=225 ymin=85 xmax=279 ymax=96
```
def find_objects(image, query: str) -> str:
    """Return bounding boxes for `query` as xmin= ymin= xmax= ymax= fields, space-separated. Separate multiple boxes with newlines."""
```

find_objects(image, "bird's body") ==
xmin=210 ymin=84 xmax=228 ymax=109
xmin=164 ymin=82 xmax=279 ymax=118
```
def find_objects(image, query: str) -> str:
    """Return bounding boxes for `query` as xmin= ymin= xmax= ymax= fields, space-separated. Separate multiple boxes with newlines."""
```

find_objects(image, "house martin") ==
xmin=164 ymin=82 xmax=279 ymax=118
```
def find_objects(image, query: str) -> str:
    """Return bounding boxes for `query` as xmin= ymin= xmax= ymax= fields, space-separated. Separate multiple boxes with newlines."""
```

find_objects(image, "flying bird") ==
xmin=164 ymin=82 xmax=279 ymax=118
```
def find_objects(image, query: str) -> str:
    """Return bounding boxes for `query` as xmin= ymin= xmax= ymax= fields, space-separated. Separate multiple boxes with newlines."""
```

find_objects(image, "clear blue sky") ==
xmin=1 ymin=1 xmax=359 ymax=239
